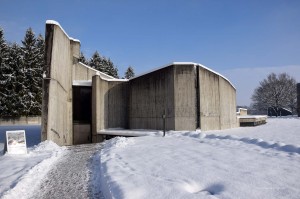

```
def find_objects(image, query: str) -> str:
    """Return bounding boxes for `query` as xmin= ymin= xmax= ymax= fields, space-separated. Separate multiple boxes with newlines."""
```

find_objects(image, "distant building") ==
xmin=42 ymin=21 xmax=238 ymax=146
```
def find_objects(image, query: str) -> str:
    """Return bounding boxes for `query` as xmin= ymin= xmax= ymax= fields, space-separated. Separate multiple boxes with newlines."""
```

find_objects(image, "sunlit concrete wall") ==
xmin=0 ymin=116 xmax=41 ymax=125
xmin=199 ymin=67 xmax=237 ymax=130
xmin=73 ymin=62 xmax=114 ymax=81
xmin=199 ymin=67 xmax=221 ymax=130
xmin=42 ymin=22 xmax=78 ymax=146
xmin=173 ymin=64 xmax=197 ymax=130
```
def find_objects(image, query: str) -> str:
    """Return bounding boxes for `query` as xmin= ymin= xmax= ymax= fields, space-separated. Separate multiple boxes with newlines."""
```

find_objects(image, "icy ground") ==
xmin=0 ymin=117 xmax=299 ymax=199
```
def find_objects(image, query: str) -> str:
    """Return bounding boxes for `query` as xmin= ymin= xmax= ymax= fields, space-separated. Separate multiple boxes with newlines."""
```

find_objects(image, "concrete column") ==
xmin=92 ymin=75 xmax=103 ymax=142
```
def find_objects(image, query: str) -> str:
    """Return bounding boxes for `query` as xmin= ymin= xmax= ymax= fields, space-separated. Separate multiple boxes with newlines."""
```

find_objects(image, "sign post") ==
xmin=5 ymin=130 xmax=27 ymax=154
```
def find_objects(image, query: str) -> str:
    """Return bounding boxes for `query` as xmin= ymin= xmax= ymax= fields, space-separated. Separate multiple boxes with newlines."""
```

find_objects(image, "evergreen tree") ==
xmin=125 ymin=66 xmax=135 ymax=79
xmin=7 ymin=43 xmax=25 ymax=116
xmin=89 ymin=51 xmax=104 ymax=72
xmin=89 ymin=51 xmax=119 ymax=78
xmin=79 ymin=52 xmax=89 ymax=65
xmin=21 ymin=28 xmax=40 ymax=116
xmin=0 ymin=28 xmax=12 ymax=116
xmin=34 ymin=34 xmax=45 ymax=114
xmin=104 ymin=57 xmax=119 ymax=78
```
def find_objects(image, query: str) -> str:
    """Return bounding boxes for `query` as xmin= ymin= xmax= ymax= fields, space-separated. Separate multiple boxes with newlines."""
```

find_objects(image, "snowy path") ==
xmin=32 ymin=143 xmax=104 ymax=199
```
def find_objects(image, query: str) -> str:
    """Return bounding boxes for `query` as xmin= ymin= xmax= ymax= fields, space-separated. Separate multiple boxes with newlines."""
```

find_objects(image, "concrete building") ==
xmin=42 ymin=21 xmax=238 ymax=146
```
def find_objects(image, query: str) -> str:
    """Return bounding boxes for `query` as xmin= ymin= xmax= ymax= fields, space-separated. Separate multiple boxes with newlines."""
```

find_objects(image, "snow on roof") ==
xmin=131 ymin=62 xmax=236 ymax=89
xmin=77 ymin=62 xmax=128 ymax=82
xmin=46 ymin=20 xmax=80 ymax=43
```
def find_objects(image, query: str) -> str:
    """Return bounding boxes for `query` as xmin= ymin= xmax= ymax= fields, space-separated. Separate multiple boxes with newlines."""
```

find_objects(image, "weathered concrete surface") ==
xmin=173 ymin=64 xmax=196 ymax=130
xmin=73 ymin=62 xmax=114 ymax=81
xmin=92 ymin=75 xmax=128 ymax=142
xmin=199 ymin=67 xmax=237 ymax=131
xmin=32 ymin=143 xmax=104 ymax=199
xmin=219 ymin=77 xmax=237 ymax=129
xmin=42 ymin=23 xmax=76 ymax=146
xmin=199 ymin=67 xmax=221 ymax=130
xmin=0 ymin=116 xmax=41 ymax=125
xmin=129 ymin=66 xmax=175 ymax=130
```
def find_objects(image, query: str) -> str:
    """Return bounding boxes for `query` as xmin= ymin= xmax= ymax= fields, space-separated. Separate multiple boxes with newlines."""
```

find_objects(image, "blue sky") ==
xmin=1 ymin=0 xmax=300 ymax=105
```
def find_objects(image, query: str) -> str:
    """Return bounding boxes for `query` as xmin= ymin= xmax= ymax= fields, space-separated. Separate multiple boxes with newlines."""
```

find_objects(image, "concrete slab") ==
xmin=238 ymin=116 xmax=267 ymax=127
xmin=97 ymin=129 xmax=163 ymax=137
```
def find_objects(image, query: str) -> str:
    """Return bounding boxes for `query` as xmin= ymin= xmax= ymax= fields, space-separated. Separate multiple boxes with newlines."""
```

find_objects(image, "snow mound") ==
xmin=104 ymin=137 xmax=134 ymax=149
xmin=30 ymin=140 xmax=66 ymax=154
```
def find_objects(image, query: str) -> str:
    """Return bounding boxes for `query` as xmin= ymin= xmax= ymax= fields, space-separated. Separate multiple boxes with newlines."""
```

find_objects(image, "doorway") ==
xmin=72 ymin=86 xmax=92 ymax=144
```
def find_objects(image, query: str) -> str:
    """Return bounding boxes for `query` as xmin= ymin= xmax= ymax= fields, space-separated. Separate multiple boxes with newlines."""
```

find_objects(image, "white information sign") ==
xmin=6 ymin=130 xmax=27 ymax=154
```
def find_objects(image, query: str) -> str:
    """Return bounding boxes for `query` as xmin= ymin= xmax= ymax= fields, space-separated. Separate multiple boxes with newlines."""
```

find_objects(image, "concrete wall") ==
xmin=73 ymin=62 xmax=114 ymax=81
xmin=129 ymin=66 xmax=175 ymax=130
xmin=0 ymin=117 xmax=41 ymax=125
xmin=199 ymin=67 xmax=221 ymax=130
xmin=199 ymin=67 xmax=237 ymax=131
xmin=128 ymin=64 xmax=237 ymax=131
xmin=42 ymin=23 xmax=77 ymax=146
xmin=92 ymin=75 xmax=128 ymax=142
xmin=173 ymin=64 xmax=197 ymax=130
xmin=219 ymin=77 xmax=237 ymax=129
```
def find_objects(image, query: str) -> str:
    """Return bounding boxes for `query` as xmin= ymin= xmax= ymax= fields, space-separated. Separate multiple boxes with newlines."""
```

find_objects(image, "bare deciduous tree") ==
xmin=251 ymin=73 xmax=297 ymax=116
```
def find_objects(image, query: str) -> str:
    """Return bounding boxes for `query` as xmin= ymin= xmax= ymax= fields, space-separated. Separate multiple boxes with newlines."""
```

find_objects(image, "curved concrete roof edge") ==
xmin=131 ymin=62 xmax=236 ymax=89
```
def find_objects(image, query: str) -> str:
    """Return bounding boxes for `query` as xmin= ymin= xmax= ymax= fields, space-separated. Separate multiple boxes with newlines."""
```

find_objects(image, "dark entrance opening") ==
xmin=73 ymin=86 xmax=92 ymax=144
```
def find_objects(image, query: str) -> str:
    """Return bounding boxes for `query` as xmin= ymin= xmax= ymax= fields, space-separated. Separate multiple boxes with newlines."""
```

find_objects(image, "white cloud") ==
xmin=220 ymin=65 xmax=300 ymax=106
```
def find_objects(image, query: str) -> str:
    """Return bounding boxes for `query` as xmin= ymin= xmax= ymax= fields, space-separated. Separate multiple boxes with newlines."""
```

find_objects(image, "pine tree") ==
xmin=125 ymin=66 xmax=135 ymax=79
xmin=21 ymin=28 xmax=40 ymax=116
xmin=0 ymin=28 xmax=12 ymax=116
xmin=79 ymin=52 xmax=89 ymax=65
xmin=34 ymin=34 xmax=45 ymax=114
xmin=7 ymin=43 xmax=25 ymax=116
xmin=104 ymin=57 xmax=119 ymax=78
xmin=89 ymin=51 xmax=104 ymax=72
xmin=89 ymin=51 xmax=119 ymax=78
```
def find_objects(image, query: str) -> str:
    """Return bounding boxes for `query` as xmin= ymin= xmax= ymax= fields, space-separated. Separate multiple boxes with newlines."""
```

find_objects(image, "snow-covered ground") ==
xmin=0 ymin=117 xmax=299 ymax=199
xmin=0 ymin=140 xmax=66 ymax=198
xmin=206 ymin=117 xmax=300 ymax=146
xmin=100 ymin=117 xmax=300 ymax=199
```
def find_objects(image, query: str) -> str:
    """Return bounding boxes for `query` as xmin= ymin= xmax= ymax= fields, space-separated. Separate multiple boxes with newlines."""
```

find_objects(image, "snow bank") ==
xmin=0 ymin=141 xmax=66 ymax=198
xmin=100 ymin=118 xmax=300 ymax=199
